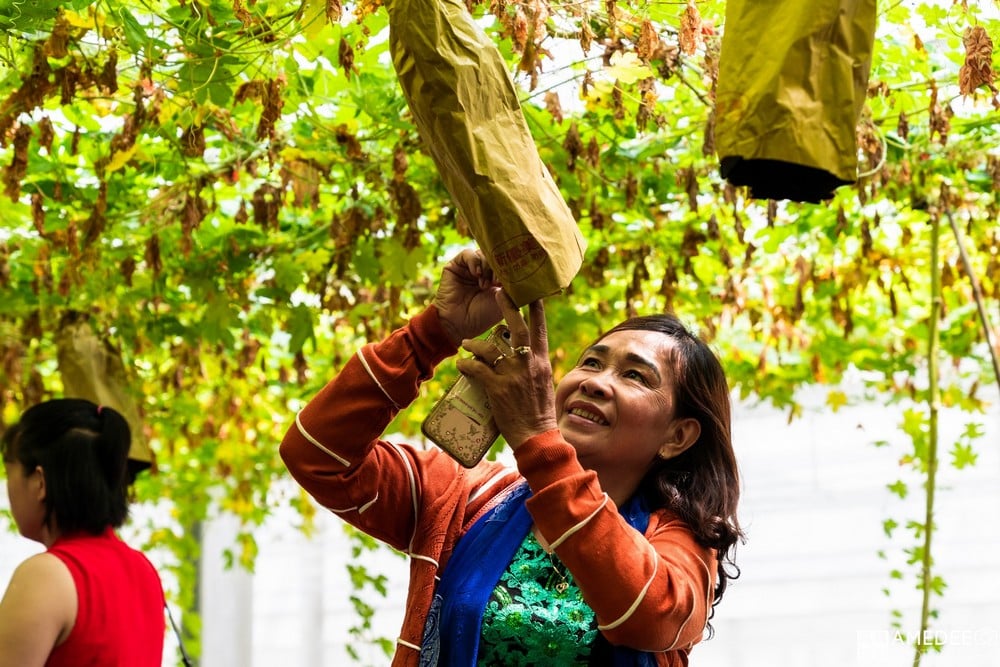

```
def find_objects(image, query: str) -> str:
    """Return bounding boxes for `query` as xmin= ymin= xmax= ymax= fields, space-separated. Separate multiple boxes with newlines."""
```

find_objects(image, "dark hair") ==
xmin=1 ymin=398 xmax=133 ymax=534
xmin=599 ymin=314 xmax=744 ymax=636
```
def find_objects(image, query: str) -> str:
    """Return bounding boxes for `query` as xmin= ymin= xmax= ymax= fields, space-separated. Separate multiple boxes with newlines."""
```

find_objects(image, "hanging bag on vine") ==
xmin=387 ymin=0 xmax=585 ymax=305
xmin=714 ymin=0 xmax=878 ymax=202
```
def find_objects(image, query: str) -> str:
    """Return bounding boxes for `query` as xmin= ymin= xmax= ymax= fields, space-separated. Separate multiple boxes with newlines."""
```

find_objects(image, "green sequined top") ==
xmin=478 ymin=531 xmax=598 ymax=665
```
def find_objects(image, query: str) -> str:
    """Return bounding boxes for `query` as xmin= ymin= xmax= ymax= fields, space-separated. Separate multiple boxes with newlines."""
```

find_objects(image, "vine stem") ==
xmin=944 ymin=206 xmax=1000 ymax=392
xmin=913 ymin=205 xmax=942 ymax=667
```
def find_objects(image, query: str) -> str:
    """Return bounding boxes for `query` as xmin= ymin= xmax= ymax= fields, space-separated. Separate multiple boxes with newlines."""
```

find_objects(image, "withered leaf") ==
xmin=339 ymin=37 xmax=357 ymax=79
xmin=4 ymin=124 xmax=32 ymax=201
xmin=544 ymin=90 xmax=563 ymax=125
xmin=959 ymin=26 xmax=995 ymax=96
xmin=327 ymin=0 xmax=343 ymax=22
xmin=679 ymin=0 xmax=701 ymax=56
xmin=637 ymin=20 xmax=659 ymax=62
xmin=335 ymin=124 xmax=365 ymax=160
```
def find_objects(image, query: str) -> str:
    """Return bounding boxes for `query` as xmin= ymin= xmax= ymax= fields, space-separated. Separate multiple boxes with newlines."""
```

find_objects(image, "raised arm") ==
xmin=278 ymin=249 xmax=505 ymax=551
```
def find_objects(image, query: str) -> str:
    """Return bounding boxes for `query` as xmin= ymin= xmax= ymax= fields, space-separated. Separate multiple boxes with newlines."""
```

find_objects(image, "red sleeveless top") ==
xmin=46 ymin=527 xmax=165 ymax=667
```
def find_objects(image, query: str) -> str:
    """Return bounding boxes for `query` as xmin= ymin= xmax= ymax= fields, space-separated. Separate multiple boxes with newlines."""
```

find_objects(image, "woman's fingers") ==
xmin=495 ymin=292 xmax=547 ymax=354
xmin=526 ymin=298 xmax=548 ymax=357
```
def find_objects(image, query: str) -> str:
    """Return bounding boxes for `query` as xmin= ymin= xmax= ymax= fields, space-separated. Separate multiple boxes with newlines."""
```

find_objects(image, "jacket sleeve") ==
xmin=278 ymin=306 xmax=477 ymax=553
xmin=514 ymin=430 xmax=717 ymax=653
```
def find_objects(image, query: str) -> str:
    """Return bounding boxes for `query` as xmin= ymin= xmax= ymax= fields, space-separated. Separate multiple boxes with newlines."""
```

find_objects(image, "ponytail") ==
xmin=2 ymin=398 xmax=133 ymax=534
xmin=94 ymin=404 xmax=132 ymax=496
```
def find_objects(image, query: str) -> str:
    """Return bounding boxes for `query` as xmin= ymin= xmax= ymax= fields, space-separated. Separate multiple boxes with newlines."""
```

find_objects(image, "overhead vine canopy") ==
xmin=0 ymin=0 xmax=997 ymax=657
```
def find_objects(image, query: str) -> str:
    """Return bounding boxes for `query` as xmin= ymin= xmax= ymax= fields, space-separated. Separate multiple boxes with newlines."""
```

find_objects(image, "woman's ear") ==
xmin=32 ymin=465 xmax=47 ymax=502
xmin=658 ymin=418 xmax=701 ymax=460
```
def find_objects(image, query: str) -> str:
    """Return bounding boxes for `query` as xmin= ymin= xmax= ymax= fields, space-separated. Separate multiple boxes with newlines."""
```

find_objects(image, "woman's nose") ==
xmin=580 ymin=374 xmax=610 ymax=398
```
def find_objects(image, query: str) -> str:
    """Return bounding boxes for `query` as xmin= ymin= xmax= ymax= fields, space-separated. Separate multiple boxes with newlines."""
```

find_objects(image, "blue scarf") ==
xmin=419 ymin=481 xmax=656 ymax=666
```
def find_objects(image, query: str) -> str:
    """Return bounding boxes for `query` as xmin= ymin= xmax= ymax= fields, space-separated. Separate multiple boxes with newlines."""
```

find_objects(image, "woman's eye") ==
xmin=624 ymin=370 xmax=649 ymax=384
xmin=580 ymin=357 xmax=600 ymax=368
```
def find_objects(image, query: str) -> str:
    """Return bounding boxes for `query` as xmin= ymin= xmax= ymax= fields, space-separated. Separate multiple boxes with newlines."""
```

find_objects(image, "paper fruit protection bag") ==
xmin=388 ymin=0 xmax=585 ymax=305
xmin=56 ymin=314 xmax=154 ymax=478
xmin=714 ymin=0 xmax=877 ymax=202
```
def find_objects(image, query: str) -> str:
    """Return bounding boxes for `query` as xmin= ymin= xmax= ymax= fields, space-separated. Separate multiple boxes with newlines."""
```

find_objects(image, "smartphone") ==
xmin=421 ymin=324 xmax=513 ymax=468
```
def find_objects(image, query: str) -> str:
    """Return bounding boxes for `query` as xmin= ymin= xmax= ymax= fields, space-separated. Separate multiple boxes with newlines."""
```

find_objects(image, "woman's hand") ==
xmin=431 ymin=249 xmax=503 ymax=347
xmin=456 ymin=292 xmax=559 ymax=449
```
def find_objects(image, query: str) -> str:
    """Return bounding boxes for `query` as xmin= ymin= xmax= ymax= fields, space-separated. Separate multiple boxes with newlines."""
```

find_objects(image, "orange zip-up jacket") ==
xmin=279 ymin=306 xmax=716 ymax=666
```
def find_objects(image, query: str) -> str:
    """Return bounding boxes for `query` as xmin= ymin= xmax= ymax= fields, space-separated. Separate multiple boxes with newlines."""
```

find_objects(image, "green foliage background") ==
xmin=0 ymin=0 xmax=997 ymax=662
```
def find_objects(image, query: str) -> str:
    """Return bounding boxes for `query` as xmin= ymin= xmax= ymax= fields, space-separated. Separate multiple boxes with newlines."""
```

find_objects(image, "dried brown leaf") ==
xmin=513 ymin=8 xmax=529 ymax=52
xmin=38 ymin=116 xmax=54 ymax=152
xmin=334 ymin=124 xmax=365 ymax=160
xmin=4 ymin=124 xmax=31 ymax=201
xmin=180 ymin=124 xmax=206 ymax=158
xmin=327 ymin=0 xmax=343 ymax=22
xmin=897 ymin=110 xmax=909 ymax=142
xmin=339 ymin=37 xmax=357 ymax=79
xmin=703 ymin=107 xmax=716 ymax=157
xmin=679 ymin=0 xmax=702 ymax=56
xmin=612 ymin=84 xmax=625 ymax=120
xmin=637 ymin=20 xmax=659 ymax=62
xmin=544 ymin=90 xmax=563 ymax=125
xmin=31 ymin=192 xmax=46 ymax=237
xmin=257 ymin=76 xmax=286 ymax=141
xmin=43 ymin=13 xmax=71 ymax=59
xmin=252 ymin=183 xmax=283 ymax=231
xmin=121 ymin=257 xmax=136 ymax=287
xmin=233 ymin=0 xmax=253 ymax=24
xmin=145 ymin=235 xmax=162 ymax=279
xmin=82 ymin=181 xmax=107 ymax=249
xmin=959 ymin=25 xmax=995 ymax=95
xmin=580 ymin=21 xmax=595 ymax=55
xmin=563 ymin=123 xmax=583 ymax=172
xmin=389 ymin=180 xmax=422 ymax=249
xmin=392 ymin=145 xmax=409 ymax=182
xmin=635 ymin=78 xmax=656 ymax=131
xmin=586 ymin=136 xmax=600 ymax=168
xmin=98 ymin=51 xmax=119 ymax=94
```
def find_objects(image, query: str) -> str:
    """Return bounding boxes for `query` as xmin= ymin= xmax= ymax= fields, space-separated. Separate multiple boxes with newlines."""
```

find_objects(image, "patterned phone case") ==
xmin=421 ymin=325 xmax=512 ymax=468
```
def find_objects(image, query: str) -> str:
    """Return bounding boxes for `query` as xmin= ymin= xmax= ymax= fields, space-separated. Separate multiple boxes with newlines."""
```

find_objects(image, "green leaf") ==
xmin=272 ymin=255 xmax=305 ymax=294
xmin=887 ymin=480 xmax=908 ymax=499
xmin=112 ymin=6 xmax=151 ymax=51
xmin=949 ymin=442 xmax=978 ymax=470
xmin=826 ymin=390 xmax=848 ymax=411
xmin=287 ymin=305 xmax=315 ymax=354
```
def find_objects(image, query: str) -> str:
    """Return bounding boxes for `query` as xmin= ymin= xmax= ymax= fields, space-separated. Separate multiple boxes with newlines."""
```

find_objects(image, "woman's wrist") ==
xmin=408 ymin=306 xmax=462 ymax=372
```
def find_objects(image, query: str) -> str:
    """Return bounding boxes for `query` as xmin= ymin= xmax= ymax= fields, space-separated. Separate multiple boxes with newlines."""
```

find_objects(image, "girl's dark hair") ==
xmin=1 ymin=398 xmax=132 ymax=534
xmin=599 ymin=314 xmax=744 ymax=636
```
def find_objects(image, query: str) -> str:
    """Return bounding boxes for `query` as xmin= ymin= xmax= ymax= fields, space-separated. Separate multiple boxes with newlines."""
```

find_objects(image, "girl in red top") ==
xmin=0 ymin=399 xmax=165 ymax=666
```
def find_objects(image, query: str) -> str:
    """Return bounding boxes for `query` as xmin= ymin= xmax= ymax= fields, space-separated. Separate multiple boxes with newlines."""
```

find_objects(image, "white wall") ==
xmin=694 ymin=391 xmax=1000 ymax=667
xmin=4 ymin=390 xmax=999 ymax=667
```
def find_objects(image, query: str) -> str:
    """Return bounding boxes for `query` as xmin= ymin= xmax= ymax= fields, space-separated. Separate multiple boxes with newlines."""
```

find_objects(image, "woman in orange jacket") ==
xmin=280 ymin=249 xmax=743 ymax=666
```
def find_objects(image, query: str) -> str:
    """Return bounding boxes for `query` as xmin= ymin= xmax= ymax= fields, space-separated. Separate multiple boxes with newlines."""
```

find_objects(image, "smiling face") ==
xmin=554 ymin=329 xmax=698 ymax=503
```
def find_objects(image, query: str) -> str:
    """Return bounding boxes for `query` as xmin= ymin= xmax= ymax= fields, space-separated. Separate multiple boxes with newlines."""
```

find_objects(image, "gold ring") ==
xmin=490 ymin=354 xmax=506 ymax=368
xmin=513 ymin=346 xmax=531 ymax=356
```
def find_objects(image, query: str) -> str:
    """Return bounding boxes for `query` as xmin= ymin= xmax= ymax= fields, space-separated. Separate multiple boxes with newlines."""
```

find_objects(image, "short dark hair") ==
xmin=599 ymin=314 xmax=744 ymax=635
xmin=1 ymin=398 xmax=132 ymax=534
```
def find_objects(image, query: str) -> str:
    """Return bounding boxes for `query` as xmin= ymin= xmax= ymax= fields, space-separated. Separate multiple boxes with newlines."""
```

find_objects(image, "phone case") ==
xmin=421 ymin=325 xmax=513 ymax=468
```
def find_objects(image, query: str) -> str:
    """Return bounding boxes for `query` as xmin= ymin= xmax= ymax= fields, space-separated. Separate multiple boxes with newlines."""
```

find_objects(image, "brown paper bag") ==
xmin=388 ymin=0 xmax=585 ymax=305
xmin=56 ymin=313 xmax=154 ymax=478
xmin=715 ymin=0 xmax=878 ymax=202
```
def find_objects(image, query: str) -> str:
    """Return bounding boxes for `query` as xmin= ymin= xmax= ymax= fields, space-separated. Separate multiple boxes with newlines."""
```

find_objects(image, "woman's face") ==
xmin=3 ymin=458 xmax=45 ymax=542
xmin=554 ymin=329 xmax=684 ymax=498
